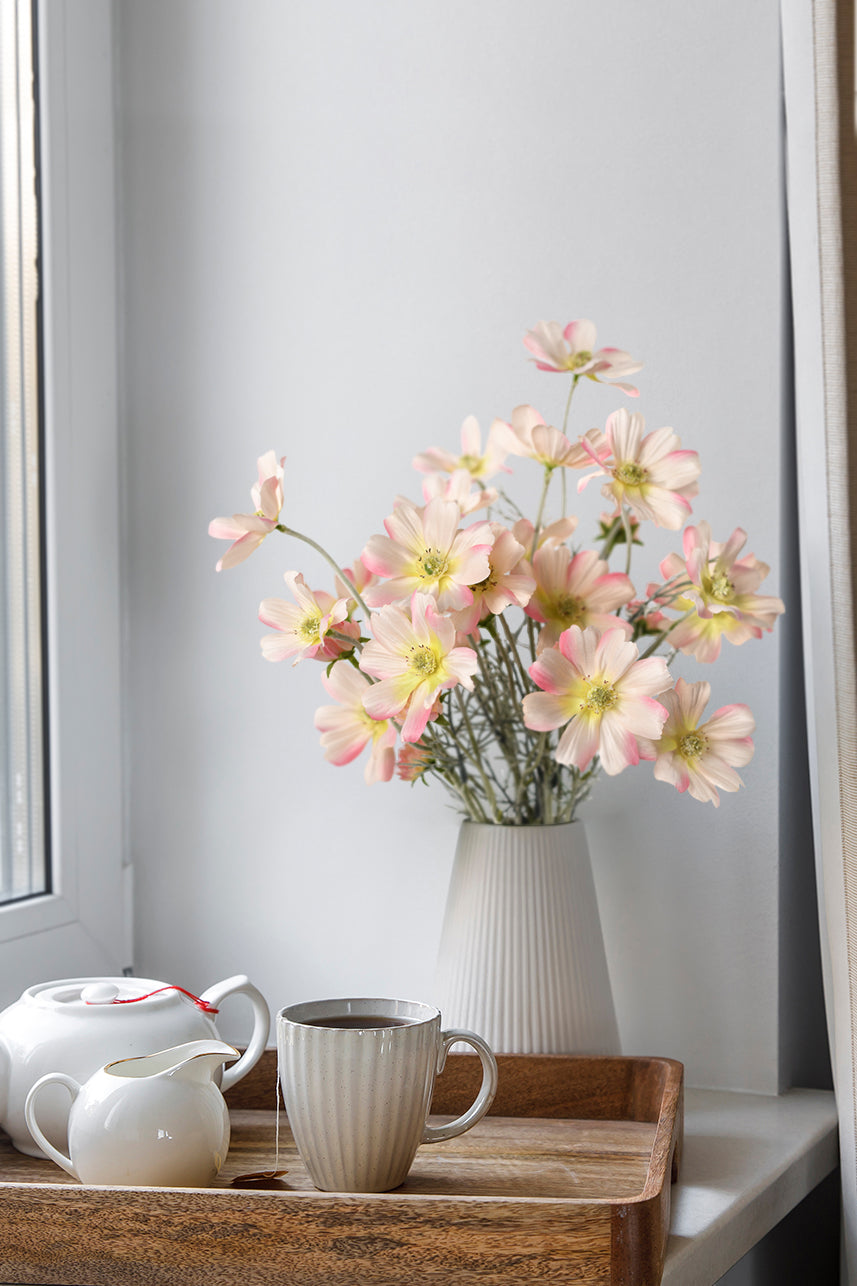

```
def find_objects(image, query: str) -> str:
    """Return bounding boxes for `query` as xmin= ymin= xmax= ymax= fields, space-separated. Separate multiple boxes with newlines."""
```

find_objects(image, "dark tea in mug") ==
xmin=301 ymin=1015 xmax=414 ymax=1030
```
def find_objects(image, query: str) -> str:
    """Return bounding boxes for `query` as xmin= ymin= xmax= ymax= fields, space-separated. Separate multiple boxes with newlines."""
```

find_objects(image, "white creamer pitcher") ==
xmin=0 ymin=973 xmax=270 ymax=1156
xmin=25 ymin=1040 xmax=239 ymax=1187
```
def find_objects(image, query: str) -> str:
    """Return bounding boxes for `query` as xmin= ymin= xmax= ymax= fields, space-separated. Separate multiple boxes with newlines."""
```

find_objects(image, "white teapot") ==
xmin=25 ymin=1040 xmax=239 ymax=1186
xmin=0 ymin=974 xmax=270 ymax=1156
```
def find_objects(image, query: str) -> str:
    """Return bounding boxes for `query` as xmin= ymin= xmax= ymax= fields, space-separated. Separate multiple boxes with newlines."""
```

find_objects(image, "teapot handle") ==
xmin=24 ymin=1074 xmax=81 ymax=1179
xmin=198 ymin=974 xmax=270 ymax=1091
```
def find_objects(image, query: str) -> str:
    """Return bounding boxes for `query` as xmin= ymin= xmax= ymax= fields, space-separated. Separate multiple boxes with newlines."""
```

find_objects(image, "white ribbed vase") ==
xmin=434 ymin=822 xmax=620 ymax=1055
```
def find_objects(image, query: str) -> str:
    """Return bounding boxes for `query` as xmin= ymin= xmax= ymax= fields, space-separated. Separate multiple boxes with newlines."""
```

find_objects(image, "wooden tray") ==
xmin=0 ymin=1053 xmax=683 ymax=1286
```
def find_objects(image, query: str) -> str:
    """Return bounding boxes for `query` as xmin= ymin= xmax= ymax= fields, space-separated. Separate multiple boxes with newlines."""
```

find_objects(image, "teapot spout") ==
xmin=164 ymin=1040 xmax=240 ymax=1086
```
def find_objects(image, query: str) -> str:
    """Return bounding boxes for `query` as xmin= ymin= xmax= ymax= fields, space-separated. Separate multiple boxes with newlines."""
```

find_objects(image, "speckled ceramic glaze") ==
xmin=277 ymin=998 xmax=498 ymax=1192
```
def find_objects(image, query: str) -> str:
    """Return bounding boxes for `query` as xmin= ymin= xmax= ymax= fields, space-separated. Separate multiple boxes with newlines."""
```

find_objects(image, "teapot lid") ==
xmin=24 ymin=978 xmax=219 ymax=1014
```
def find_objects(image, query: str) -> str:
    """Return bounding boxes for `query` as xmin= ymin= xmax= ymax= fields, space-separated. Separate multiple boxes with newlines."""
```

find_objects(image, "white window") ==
xmin=0 ymin=0 xmax=47 ymax=906
xmin=0 ymin=0 xmax=129 ymax=998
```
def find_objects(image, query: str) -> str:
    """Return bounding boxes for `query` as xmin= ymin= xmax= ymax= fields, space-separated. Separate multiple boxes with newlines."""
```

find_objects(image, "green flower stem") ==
xmin=637 ymin=608 xmax=695 ymax=659
xmin=495 ymin=488 xmax=525 ymax=522
xmin=276 ymin=524 xmax=372 ymax=620
xmin=453 ymin=687 xmax=501 ymax=821
xmin=440 ymin=703 xmax=471 ymax=785
xmin=328 ymin=629 xmax=360 ymax=648
xmin=530 ymin=466 xmax=554 ymax=558
xmin=513 ymin=733 xmax=551 ymax=814
xmin=473 ymin=643 xmax=512 ymax=732
xmin=442 ymin=698 xmax=496 ymax=802
xmin=564 ymin=765 xmax=593 ymax=821
xmin=496 ymin=614 xmax=534 ymax=696
xmin=472 ymin=651 xmax=525 ymax=798
xmin=599 ymin=516 xmax=624 ymax=561
xmin=424 ymin=719 xmax=493 ymax=823
xmin=539 ymin=742 xmax=555 ymax=824
xmin=434 ymin=767 xmax=489 ymax=823
xmin=432 ymin=768 xmax=489 ymax=822
xmin=653 ymin=573 xmax=695 ymax=606
xmin=562 ymin=374 xmax=579 ymax=437
xmin=525 ymin=615 xmax=539 ymax=665
xmin=484 ymin=618 xmax=523 ymax=703
xmin=620 ymin=507 xmax=634 ymax=576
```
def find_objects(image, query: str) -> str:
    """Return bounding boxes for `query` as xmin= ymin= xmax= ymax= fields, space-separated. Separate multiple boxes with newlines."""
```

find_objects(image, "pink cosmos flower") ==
xmin=626 ymin=599 xmax=670 ymax=638
xmin=637 ymin=677 xmax=755 ymax=806
xmin=334 ymin=554 xmax=379 ymax=606
xmin=314 ymin=662 xmax=397 ymax=784
xmin=259 ymin=572 xmax=357 ymax=665
xmin=413 ymin=415 xmax=511 ymax=482
xmin=522 ymin=625 xmax=672 ymax=775
xmin=208 ymin=451 xmax=285 ymax=570
xmin=578 ymin=408 xmax=700 ymax=530
xmin=523 ymin=320 xmax=643 ymax=396
xmin=500 ymin=405 xmax=607 ymax=470
xmin=654 ymin=523 xmax=785 ymax=662
xmin=362 ymin=497 xmax=493 ymax=612
xmin=525 ymin=546 xmax=635 ymax=652
xmin=452 ymin=524 xmax=536 ymax=635
xmin=511 ymin=515 xmax=578 ymax=550
xmin=420 ymin=468 xmax=499 ymax=516
xmin=397 ymin=741 xmax=433 ymax=782
xmin=359 ymin=593 xmax=479 ymax=742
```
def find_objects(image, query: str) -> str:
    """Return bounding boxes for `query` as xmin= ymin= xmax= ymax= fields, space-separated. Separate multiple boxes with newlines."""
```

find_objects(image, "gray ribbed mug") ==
xmin=277 ymin=997 xmax=498 ymax=1192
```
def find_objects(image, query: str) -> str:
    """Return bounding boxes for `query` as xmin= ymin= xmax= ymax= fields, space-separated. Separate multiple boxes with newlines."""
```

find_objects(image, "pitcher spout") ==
xmin=105 ymin=1039 xmax=239 ymax=1084
xmin=164 ymin=1039 xmax=240 ymax=1085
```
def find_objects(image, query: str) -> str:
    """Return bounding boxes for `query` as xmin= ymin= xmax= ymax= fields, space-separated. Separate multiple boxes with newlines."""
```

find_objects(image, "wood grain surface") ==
xmin=226 ymin=1051 xmax=671 ymax=1122
xmin=0 ymin=1053 xmax=683 ymax=1286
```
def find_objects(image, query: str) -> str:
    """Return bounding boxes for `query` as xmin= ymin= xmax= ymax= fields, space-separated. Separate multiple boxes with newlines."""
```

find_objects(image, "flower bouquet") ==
xmin=209 ymin=318 xmax=784 ymax=827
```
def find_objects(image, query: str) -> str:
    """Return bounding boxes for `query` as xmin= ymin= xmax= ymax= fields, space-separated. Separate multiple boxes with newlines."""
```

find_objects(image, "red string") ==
xmin=84 ymin=985 xmax=219 ymax=1014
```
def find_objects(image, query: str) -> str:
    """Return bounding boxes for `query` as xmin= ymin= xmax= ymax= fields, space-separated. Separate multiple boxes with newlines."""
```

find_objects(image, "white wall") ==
xmin=116 ymin=0 xmax=793 ymax=1092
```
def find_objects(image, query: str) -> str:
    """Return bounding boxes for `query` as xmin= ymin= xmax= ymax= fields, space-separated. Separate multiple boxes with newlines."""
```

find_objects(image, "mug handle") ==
xmin=24 ymin=1073 xmax=82 ymax=1179
xmin=421 ymin=1028 xmax=498 ymax=1144
xmin=199 ymin=974 xmax=270 ymax=1091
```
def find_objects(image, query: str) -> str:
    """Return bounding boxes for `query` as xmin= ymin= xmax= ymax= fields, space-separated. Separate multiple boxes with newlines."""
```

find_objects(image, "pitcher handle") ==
xmin=421 ymin=1028 xmax=498 ymax=1144
xmin=198 ymin=974 xmax=270 ymax=1091
xmin=25 ymin=1073 xmax=81 ymax=1179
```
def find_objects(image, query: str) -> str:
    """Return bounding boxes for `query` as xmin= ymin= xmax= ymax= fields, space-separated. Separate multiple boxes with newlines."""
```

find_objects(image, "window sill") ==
xmin=663 ymin=1086 xmax=838 ymax=1284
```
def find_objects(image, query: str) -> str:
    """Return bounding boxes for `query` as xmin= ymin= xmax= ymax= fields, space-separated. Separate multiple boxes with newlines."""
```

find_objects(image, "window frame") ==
xmin=0 ymin=0 xmax=129 ymax=992
xmin=0 ymin=0 xmax=48 ymax=907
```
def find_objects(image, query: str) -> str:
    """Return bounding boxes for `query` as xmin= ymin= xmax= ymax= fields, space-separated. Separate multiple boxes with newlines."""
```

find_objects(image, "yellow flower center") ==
xmin=566 ymin=349 xmax=592 ymax=370
xmin=419 ymin=547 xmax=449 ymax=580
xmin=556 ymin=593 xmax=584 ymax=625
xmin=678 ymin=731 xmax=707 ymax=759
xmin=582 ymin=681 xmax=617 ymax=714
xmin=614 ymin=461 xmax=647 ymax=487
xmin=409 ymin=645 xmax=440 ymax=677
xmin=298 ymin=612 xmax=322 ymax=642
xmin=706 ymin=570 xmax=734 ymax=603
xmin=472 ymin=569 xmax=497 ymax=593
xmin=459 ymin=453 xmax=483 ymax=474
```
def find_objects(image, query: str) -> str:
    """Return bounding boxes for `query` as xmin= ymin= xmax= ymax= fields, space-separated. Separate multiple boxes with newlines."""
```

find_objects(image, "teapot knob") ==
xmin=80 ymin=983 xmax=119 ymax=1005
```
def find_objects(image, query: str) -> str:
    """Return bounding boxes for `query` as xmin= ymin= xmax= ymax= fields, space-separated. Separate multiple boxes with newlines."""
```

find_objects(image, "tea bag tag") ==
xmin=231 ymin=1046 xmax=288 ymax=1187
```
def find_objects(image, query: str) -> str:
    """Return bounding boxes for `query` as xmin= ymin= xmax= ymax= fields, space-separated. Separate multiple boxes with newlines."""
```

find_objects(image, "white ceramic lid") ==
xmin=24 ymin=977 xmax=190 ymax=1012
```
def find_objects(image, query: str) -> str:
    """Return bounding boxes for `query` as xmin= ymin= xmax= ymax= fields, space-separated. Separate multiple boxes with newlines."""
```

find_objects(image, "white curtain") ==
xmin=783 ymin=0 xmax=856 ymax=1277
